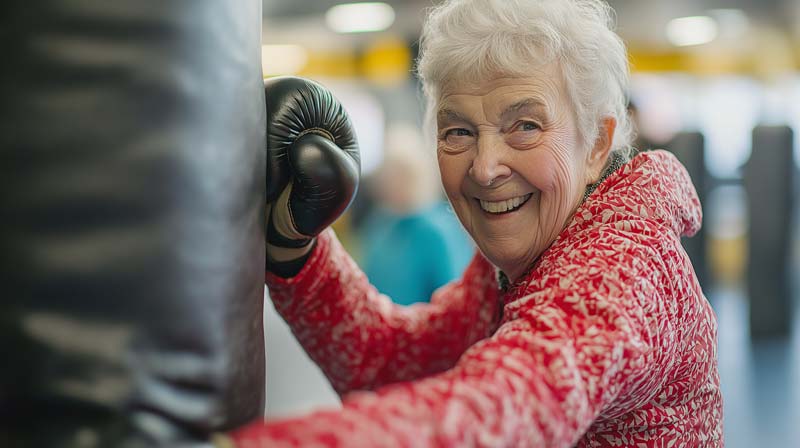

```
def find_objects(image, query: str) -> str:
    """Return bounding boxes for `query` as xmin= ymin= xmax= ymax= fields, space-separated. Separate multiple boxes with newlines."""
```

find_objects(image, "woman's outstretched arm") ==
xmin=266 ymin=228 xmax=502 ymax=395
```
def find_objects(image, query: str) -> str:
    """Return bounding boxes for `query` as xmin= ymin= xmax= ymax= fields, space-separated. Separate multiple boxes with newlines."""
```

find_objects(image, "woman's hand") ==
xmin=264 ymin=76 xmax=360 ymax=276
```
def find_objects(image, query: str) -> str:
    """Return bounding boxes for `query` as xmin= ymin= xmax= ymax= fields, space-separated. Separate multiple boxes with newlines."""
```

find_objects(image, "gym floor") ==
xmin=712 ymin=287 xmax=800 ymax=447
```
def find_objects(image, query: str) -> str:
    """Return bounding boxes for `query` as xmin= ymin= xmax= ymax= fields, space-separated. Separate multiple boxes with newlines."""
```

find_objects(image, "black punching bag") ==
xmin=0 ymin=1 xmax=266 ymax=447
xmin=745 ymin=126 xmax=794 ymax=338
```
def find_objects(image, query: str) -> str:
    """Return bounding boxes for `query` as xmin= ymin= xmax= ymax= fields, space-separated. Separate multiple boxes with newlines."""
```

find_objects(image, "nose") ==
xmin=469 ymin=135 xmax=512 ymax=187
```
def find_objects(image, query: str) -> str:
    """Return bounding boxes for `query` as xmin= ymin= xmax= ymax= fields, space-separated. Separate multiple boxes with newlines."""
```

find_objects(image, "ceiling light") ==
xmin=262 ymin=45 xmax=308 ymax=76
xmin=666 ymin=16 xmax=718 ymax=47
xmin=325 ymin=2 xmax=395 ymax=34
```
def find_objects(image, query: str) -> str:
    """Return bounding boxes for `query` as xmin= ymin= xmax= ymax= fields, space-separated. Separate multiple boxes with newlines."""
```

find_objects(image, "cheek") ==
xmin=437 ymin=153 xmax=468 ymax=200
xmin=536 ymin=140 xmax=585 ymax=194
xmin=521 ymin=145 xmax=586 ymax=231
xmin=543 ymin=163 xmax=589 ymax=234
xmin=516 ymin=151 xmax=567 ymax=193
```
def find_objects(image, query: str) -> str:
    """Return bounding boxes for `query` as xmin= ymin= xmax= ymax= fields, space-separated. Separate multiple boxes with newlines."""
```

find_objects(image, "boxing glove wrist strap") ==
xmin=266 ymin=240 xmax=313 ymax=263
xmin=267 ymin=239 xmax=316 ymax=277
xmin=267 ymin=219 xmax=311 ymax=249
xmin=267 ymin=185 xmax=313 ymax=249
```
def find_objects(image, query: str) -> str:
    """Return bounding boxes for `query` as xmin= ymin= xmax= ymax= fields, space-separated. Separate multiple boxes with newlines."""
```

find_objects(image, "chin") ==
xmin=479 ymin=241 xmax=538 ymax=280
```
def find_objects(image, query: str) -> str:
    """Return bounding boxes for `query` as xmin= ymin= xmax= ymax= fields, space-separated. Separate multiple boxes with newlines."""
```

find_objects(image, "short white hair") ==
xmin=417 ymin=0 xmax=633 ymax=158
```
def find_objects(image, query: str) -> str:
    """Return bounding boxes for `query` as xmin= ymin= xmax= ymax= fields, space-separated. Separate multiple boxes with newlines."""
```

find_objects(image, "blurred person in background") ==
xmin=360 ymin=124 xmax=473 ymax=305
xmin=229 ymin=0 xmax=722 ymax=446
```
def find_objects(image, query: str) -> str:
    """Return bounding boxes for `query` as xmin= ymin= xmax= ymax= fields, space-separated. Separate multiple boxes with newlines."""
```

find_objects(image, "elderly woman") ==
xmin=229 ymin=0 xmax=722 ymax=446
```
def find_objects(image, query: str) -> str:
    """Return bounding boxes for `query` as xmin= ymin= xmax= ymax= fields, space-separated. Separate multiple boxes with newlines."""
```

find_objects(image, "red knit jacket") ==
xmin=234 ymin=150 xmax=723 ymax=447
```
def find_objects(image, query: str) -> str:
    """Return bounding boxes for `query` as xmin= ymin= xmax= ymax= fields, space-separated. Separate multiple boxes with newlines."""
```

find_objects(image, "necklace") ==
xmin=582 ymin=150 xmax=628 ymax=202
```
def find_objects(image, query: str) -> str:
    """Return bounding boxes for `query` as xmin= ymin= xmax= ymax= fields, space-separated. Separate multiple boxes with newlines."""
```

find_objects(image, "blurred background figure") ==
xmin=262 ymin=1 xmax=800 ymax=445
xmin=357 ymin=124 xmax=473 ymax=305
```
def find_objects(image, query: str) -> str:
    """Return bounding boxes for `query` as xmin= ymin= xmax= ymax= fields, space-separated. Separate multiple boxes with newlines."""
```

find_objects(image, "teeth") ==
xmin=479 ymin=193 xmax=532 ymax=214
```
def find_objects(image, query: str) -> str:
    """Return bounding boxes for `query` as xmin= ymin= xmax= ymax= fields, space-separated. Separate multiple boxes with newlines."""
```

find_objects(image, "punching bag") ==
xmin=745 ymin=126 xmax=794 ymax=338
xmin=0 ymin=1 xmax=266 ymax=446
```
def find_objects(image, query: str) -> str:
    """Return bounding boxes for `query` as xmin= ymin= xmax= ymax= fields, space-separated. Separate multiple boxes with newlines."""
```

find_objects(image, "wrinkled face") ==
xmin=436 ymin=64 xmax=607 ymax=281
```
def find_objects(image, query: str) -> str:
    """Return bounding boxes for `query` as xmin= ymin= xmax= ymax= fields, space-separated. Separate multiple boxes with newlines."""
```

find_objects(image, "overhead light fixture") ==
xmin=666 ymin=16 xmax=718 ymax=47
xmin=262 ymin=45 xmax=308 ymax=76
xmin=325 ymin=2 xmax=395 ymax=34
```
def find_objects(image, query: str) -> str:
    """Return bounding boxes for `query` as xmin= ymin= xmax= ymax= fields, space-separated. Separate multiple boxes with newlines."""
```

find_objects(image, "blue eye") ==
xmin=443 ymin=128 xmax=475 ymax=144
xmin=440 ymin=127 xmax=475 ymax=153
xmin=506 ymin=121 xmax=541 ymax=148
xmin=447 ymin=128 xmax=472 ymax=137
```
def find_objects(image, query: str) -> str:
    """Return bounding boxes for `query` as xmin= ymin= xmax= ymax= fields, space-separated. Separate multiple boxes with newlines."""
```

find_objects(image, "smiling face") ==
xmin=436 ymin=63 xmax=612 ymax=281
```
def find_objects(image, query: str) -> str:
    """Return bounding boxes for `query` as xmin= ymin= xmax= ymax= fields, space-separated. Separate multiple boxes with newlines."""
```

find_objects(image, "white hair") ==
xmin=417 ymin=0 xmax=633 ymax=159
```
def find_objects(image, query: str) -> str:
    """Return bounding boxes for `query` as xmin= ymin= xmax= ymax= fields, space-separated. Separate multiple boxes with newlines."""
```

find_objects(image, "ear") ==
xmin=586 ymin=116 xmax=616 ymax=183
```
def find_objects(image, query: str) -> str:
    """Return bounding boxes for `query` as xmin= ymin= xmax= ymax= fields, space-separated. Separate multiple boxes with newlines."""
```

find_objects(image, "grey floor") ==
xmin=711 ymin=287 xmax=800 ymax=447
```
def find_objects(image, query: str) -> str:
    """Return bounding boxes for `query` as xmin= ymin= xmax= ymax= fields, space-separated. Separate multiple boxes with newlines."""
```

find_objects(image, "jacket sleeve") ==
xmin=240 ymin=236 xmax=673 ymax=447
xmin=265 ymin=229 xmax=502 ymax=395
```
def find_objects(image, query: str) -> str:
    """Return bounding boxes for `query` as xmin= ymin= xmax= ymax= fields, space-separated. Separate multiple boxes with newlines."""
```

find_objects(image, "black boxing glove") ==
xmin=265 ymin=76 xmax=360 ymax=277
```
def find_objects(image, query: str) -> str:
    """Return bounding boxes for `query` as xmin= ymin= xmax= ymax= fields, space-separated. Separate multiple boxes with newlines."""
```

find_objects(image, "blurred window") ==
xmin=698 ymin=76 xmax=761 ymax=178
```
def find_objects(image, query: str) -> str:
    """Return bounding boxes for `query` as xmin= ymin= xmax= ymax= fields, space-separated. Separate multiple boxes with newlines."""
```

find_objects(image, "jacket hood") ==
xmin=577 ymin=150 xmax=702 ymax=238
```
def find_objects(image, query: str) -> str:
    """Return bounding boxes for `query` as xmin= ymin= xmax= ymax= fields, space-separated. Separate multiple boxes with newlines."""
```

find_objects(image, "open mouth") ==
xmin=478 ymin=193 xmax=533 ymax=215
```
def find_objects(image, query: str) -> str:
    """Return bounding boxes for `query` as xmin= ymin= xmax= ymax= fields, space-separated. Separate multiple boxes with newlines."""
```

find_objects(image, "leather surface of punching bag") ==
xmin=0 ymin=1 xmax=266 ymax=446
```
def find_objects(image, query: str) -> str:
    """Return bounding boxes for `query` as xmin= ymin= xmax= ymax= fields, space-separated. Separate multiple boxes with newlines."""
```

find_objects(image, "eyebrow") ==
xmin=437 ymin=97 xmax=548 ymax=125
xmin=499 ymin=98 xmax=548 ymax=122
xmin=436 ymin=108 xmax=469 ymax=124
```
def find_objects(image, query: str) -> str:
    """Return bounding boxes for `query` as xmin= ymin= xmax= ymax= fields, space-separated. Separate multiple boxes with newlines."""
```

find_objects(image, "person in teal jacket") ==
xmin=361 ymin=202 xmax=473 ymax=305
